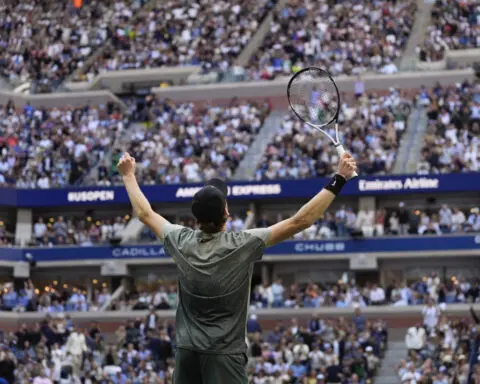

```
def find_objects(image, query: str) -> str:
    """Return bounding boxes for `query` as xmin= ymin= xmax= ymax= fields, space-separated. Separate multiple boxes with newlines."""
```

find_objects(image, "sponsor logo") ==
xmin=294 ymin=242 xmax=346 ymax=253
xmin=67 ymin=190 xmax=115 ymax=202
xmin=175 ymin=184 xmax=282 ymax=198
xmin=112 ymin=247 xmax=166 ymax=258
xmin=358 ymin=178 xmax=439 ymax=192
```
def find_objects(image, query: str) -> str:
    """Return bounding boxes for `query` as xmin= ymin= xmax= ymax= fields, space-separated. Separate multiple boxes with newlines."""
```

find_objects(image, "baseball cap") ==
xmin=191 ymin=178 xmax=228 ymax=224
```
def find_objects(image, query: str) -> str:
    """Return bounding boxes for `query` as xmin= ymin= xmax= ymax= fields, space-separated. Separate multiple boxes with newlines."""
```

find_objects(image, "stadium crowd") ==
xmin=251 ymin=272 xmax=480 ymax=310
xmin=280 ymin=203 xmax=480 ymax=240
xmin=418 ymin=0 xmax=479 ymax=62
xmin=255 ymin=88 xmax=410 ymax=180
xmin=247 ymin=0 xmax=417 ymax=80
xmin=96 ymin=97 xmax=270 ymax=186
xmin=400 ymin=298 xmax=480 ymax=384
xmin=78 ymin=0 xmax=277 ymax=81
xmin=0 ymin=304 xmax=386 ymax=383
xmin=417 ymin=80 xmax=480 ymax=174
xmin=245 ymin=313 xmax=386 ymax=383
xmin=3 ymin=271 xmax=479 ymax=314
xmin=28 ymin=215 xmax=130 ymax=247
xmin=0 ymin=100 xmax=126 ymax=189
xmin=0 ymin=0 xmax=147 ymax=92
xmin=0 ymin=314 xmax=177 ymax=383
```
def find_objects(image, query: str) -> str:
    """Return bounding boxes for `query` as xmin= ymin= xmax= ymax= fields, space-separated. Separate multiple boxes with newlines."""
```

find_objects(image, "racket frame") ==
xmin=287 ymin=67 xmax=358 ymax=177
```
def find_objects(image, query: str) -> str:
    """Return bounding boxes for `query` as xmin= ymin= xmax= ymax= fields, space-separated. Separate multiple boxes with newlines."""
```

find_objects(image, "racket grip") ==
xmin=336 ymin=145 xmax=358 ymax=178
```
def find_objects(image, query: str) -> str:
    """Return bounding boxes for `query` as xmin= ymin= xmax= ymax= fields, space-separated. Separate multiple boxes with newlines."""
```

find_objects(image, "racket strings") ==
xmin=288 ymin=68 xmax=339 ymax=127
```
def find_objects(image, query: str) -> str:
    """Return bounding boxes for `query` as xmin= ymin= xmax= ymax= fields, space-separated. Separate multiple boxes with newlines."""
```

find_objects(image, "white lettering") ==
xmin=175 ymin=184 xmax=282 ymax=199
xmin=358 ymin=178 xmax=439 ymax=192
xmin=67 ymin=190 xmax=115 ymax=202
xmin=112 ymin=247 xmax=165 ymax=258
xmin=175 ymin=187 xmax=202 ymax=198
xmin=294 ymin=242 xmax=345 ymax=253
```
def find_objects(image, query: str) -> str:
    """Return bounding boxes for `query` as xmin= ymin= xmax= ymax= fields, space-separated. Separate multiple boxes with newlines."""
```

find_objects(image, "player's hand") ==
xmin=117 ymin=152 xmax=136 ymax=177
xmin=337 ymin=153 xmax=357 ymax=180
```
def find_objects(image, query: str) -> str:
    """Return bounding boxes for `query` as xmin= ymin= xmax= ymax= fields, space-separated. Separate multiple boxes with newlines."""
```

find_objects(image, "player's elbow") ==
xmin=136 ymin=209 xmax=152 ymax=223
xmin=291 ymin=215 xmax=312 ymax=232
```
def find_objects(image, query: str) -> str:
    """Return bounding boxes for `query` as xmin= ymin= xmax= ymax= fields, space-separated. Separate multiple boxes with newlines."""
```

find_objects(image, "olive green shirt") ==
xmin=161 ymin=222 xmax=270 ymax=354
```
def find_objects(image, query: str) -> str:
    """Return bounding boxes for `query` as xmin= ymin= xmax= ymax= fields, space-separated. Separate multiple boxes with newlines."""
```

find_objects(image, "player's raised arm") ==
xmin=266 ymin=154 xmax=357 ymax=246
xmin=117 ymin=152 xmax=169 ymax=238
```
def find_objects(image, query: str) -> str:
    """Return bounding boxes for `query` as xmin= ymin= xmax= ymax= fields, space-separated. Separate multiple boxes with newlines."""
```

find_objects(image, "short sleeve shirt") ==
xmin=161 ymin=222 xmax=271 ymax=354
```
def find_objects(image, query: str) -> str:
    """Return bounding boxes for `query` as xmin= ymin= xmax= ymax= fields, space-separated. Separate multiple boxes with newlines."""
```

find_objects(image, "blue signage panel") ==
xmin=0 ymin=236 xmax=478 ymax=263
xmin=0 ymin=173 xmax=479 ymax=207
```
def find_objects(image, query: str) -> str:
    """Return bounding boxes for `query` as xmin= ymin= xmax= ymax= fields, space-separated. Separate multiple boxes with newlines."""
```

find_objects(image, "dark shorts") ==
xmin=173 ymin=347 xmax=248 ymax=384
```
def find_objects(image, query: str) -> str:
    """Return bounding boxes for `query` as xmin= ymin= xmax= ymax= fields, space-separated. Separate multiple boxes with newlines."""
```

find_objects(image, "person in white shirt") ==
xmin=401 ymin=363 xmax=421 ymax=383
xmin=405 ymin=324 xmax=426 ymax=352
xmin=356 ymin=208 xmax=375 ymax=237
xmin=422 ymin=299 xmax=440 ymax=332
xmin=308 ymin=345 xmax=325 ymax=371
xmin=34 ymin=218 xmax=48 ymax=239
xmin=369 ymin=284 xmax=386 ymax=305
xmin=451 ymin=207 xmax=466 ymax=233
xmin=65 ymin=326 xmax=88 ymax=378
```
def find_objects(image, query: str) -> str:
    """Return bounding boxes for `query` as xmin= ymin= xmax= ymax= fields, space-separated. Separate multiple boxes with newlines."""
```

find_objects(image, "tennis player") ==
xmin=117 ymin=152 xmax=357 ymax=384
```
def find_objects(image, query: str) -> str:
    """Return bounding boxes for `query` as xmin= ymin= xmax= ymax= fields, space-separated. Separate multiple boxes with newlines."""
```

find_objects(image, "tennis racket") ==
xmin=287 ymin=67 xmax=358 ymax=177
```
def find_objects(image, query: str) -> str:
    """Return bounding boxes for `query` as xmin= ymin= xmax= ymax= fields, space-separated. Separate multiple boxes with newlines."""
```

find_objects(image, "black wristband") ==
xmin=324 ymin=174 xmax=347 ymax=195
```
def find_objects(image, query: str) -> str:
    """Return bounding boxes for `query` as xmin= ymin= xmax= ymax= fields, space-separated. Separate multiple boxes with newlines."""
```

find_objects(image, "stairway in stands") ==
xmin=392 ymin=106 xmax=428 ymax=174
xmin=376 ymin=340 xmax=407 ymax=384
xmin=233 ymin=110 xmax=285 ymax=181
xmin=399 ymin=0 xmax=435 ymax=71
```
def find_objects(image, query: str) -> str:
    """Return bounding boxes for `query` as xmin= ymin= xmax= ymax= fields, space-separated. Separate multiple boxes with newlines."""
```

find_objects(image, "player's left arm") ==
xmin=118 ymin=153 xmax=169 ymax=239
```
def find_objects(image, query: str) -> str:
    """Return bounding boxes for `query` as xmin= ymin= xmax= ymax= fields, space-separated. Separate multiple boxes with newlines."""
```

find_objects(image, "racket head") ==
xmin=287 ymin=67 xmax=341 ymax=129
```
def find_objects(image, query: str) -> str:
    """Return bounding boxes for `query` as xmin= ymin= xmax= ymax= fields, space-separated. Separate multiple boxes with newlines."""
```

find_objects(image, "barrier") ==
xmin=1 ymin=173 xmax=478 ymax=207
xmin=2 ymin=235 xmax=479 ymax=266
xmin=151 ymin=69 xmax=475 ymax=105
xmin=0 ymin=304 xmax=476 ymax=333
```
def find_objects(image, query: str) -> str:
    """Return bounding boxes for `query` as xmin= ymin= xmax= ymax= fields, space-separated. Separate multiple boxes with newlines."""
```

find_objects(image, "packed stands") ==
xmin=252 ymin=273 xmax=480 ymax=310
xmin=418 ymin=0 xmax=479 ymax=62
xmin=255 ymin=89 xmax=411 ymax=179
xmin=400 ymin=304 xmax=478 ymax=383
xmin=21 ymin=203 xmax=480 ymax=247
xmin=76 ymin=0 xmax=277 ymax=82
xmin=0 ymin=101 xmax=125 ymax=189
xmin=247 ymin=0 xmax=417 ymax=80
xmin=99 ymin=98 xmax=270 ymax=186
xmin=246 ymin=314 xmax=386 ymax=383
xmin=2 ymin=272 xmax=479 ymax=314
xmin=29 ymin=214 xmax=130 ymax=247
xmin=418 ymin=80 xmax=480 ymax=174
xmin=0 ymin=0 xmax=146 ymax=92
xmin=0 ymin=315 xmax=176 ymax=382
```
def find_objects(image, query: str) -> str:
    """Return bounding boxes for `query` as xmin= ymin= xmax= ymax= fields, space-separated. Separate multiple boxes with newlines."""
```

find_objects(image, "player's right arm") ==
xmin=266 ymin=154 xmax=357 ymax=246
xmin=118 ymin=152 xmax=169 ymax=239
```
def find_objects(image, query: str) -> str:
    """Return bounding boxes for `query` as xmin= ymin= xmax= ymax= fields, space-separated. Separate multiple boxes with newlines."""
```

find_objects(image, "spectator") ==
xmin=256 ymin=89 xmax=410 ymax=180
xmin=405 ymin=323 xmax=427 ymax=353
xmin=248 ymin=0 xmax=417 ymax=79
xmin=418 ymin=0 xmax=479 ymax=62
xmin=79 ymin=0 xmax=276 ymax=81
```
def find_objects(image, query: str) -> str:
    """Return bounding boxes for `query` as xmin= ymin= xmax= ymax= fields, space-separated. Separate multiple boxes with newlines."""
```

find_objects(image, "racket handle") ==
xmin=336 ymin=145 xmax=358 ymax=178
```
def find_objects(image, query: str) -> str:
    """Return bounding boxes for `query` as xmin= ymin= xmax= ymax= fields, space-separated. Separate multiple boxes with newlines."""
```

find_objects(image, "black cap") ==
xmin=191 ymin=179 xmax=228 ymax=224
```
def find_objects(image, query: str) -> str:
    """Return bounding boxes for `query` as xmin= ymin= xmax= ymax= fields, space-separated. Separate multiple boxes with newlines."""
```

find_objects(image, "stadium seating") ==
xmin=75 ymin=0 xmax=277 ymax=82
xmin=96 ymin=98 xmax=270 ymax=186
xmin=418 ymin=0 xmax=479 ymax=62
xmin=247 ymin=0 xmax=417 ymax=79
xmin=418 ymin=81 xmax=480 ymax=173
xmin=0 ymin=101 xmax=125 ymax=188
xmin=0 ymin=0 xmax=145 ymax=92
xmin=29 ymin=214 xmax=131 ymax=247
xmin=255 ymin=89 xmax=410 ymax=179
